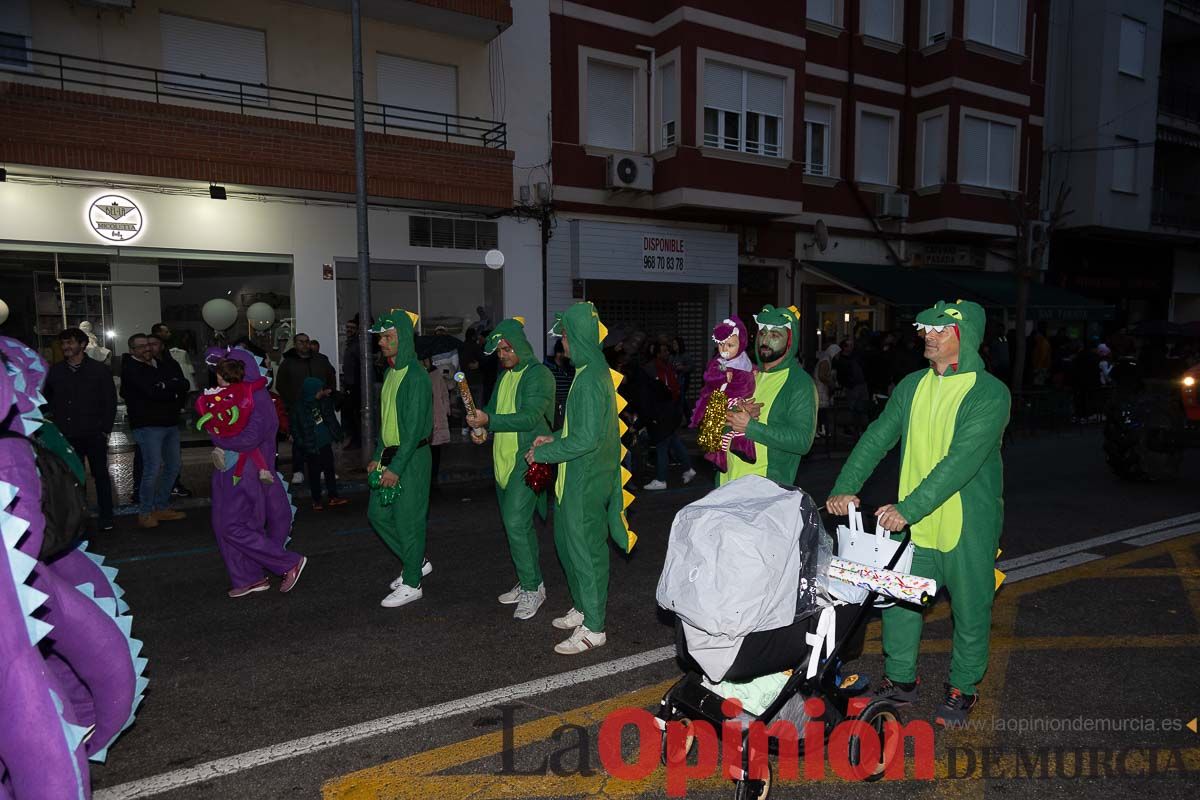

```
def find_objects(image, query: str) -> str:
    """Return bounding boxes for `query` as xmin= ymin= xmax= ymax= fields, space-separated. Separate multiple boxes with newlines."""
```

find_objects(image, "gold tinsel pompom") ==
xmin=697 ymin=389 xmax=730 ymax=453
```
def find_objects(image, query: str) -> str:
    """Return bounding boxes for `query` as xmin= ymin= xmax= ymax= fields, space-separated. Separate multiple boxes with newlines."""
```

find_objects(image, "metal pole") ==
xmin=352 ymin=0 xmax=376 ymax=463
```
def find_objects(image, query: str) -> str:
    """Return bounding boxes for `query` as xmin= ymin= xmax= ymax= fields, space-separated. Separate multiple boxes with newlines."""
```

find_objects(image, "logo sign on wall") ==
xmin=642 ymin=235 xmax=685 ymax=273
xmin=87 ymin=194 xmax=144 ymax=243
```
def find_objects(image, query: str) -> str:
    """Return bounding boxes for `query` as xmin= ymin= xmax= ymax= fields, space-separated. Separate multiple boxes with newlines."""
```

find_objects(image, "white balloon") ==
xmin=201 ymin=298 xmax=239 ymax=331
xmin=247 ymin=302 xmax=275 ymax=331
xmin=0 ymin=299 xmax=8 ymax=326
xmin=484 ymin=249 xmax=505 ymax=270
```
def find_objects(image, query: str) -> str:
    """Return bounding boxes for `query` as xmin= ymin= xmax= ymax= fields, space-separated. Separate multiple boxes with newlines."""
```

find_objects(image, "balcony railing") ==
xmin=1158 ymin=78 xmax=1200 ymax=124
xmin=0 ymin=41 xmax=507 ymax=149
xmin=1152 ymin=188 xmax=1200 ymax=230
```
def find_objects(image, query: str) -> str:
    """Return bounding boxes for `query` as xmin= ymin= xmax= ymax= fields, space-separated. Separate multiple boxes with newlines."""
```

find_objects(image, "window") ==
xmin=965 ymin=0 xmax=1022 ymax=54
xmin=808 ymin=0 xmax=836 ymax=25
xmin=160 ymin=13 xmax=268 ymax=102
xmin=658 ymin=60 xmax=677 ymax=148
xmin=925 ymin=0 xmax=948 ymax=45
xmin=857 ymin=110 xmax=895 ymax=185
xmin=1118 ymin=17 xmax=1146 ymax=78
xmin=0 ymin=32 xmax=29 ymax=69
xmin=0 ymin=0 xmax=31 ymax=69
xmin=410 ymin=217 xmax=499 ymax=249
xmin=377 ymin=55 xmax=458 ymax=133
xmin=863 ymin=0 xmax=900 ymax=42
xmin=804 ymin=102 xmax=834 ymax=176
xmin=919 ymin=113 xmax=945 ymax=187
xmin=586 ymin=60 xmax=637 ymax=150
xmin=702 ymin=60 xmax=786 ymax=158
xmin=960 ymin=114 xmax=1017 ymax=189
xmin=1112 ymin=136 xmax=1138 ymax=193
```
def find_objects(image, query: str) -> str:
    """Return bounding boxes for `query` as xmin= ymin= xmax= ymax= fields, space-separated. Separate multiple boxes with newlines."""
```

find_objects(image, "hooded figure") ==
xmin=829 ymin=299 xmax=1010 ymax=726
xmin=206 ymin=347 xmax=306 ymax=597
xmin=467 ymin=317 xmax=555 ymax=620
xmin=691 ymin=315 xmax=757 ymax=472
xmin=369 ymin=308 xmax=433 ymax=608
xmin=719 ymin=304 xmax=818 ymax=487
xmin=530 ymin=302 xmax=636 ymax=655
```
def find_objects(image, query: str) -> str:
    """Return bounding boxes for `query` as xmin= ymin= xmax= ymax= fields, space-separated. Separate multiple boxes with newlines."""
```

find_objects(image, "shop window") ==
xmin=586 ymin=59 xmax=637 ymax=151
xmin=658 ymin=60 xmax=677 ymax=149
xmin=702 ymin=60 xmax=785 ymax=158
xmin=1111 ymin=136 xmax=1138 ymax=194
xmin=1118 ymin=17 xmax=1146 ymax=78
xmin=160 ymin=13 xmax=268 ymax=103
xmin=959 ymin=113 xmax=1017 ymax=190
xmin=377 ymin=54 xmax=459 ymax=133
xmin=410 ymin=216 xmax=498 ymax=250
xmin=965 ymin=0 xmax=1022 ymax=54
xmin=804 ymin=102 xmax=834 ymax=176
xmin=919 ymin=112 xmax=946 ymax=187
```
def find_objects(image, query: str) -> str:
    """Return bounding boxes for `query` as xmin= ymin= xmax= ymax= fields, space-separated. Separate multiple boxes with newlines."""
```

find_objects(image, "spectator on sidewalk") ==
xmin=275 ymin=332 xmax=337 ymax=484
xmin=543 ymin=339 xmax=574 ymax=430
xmin=341 ymin=317 xmax=363 ymax=449
xmin=44 ymin=327 xmax=118 ymax=531
xmin=120 ymin=333 xmax=190 ymax=529
xmin=293 ymin=376 xmax=347 ymax=512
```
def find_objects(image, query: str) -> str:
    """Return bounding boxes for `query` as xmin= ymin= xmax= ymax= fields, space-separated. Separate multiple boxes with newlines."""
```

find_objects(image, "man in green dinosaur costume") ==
xmin=368 ymin=308 xmax=434 ymax=609
xmin=721 ymin=304 xmax=818 ymax=486
xmin=827 ymin=299 xmax=1010 ymax=728
xmin=466 ymin=317 xmax=555 ymax=621
xmin=527 ymin=302 xmax=636 ymax=655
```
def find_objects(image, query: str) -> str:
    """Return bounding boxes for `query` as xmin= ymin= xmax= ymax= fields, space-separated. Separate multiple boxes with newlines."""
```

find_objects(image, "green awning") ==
xmin=802 ymin=261 xmax=1114 ymax=321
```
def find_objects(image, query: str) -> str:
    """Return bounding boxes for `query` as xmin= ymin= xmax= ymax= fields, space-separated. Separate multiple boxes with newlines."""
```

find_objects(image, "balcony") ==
xmin=1152 ymin=188 xmax=1200 ymax=231
xmin=0 ymin=45 xmax=513 ymax=209
xmin=1159 ymin=78 xmax=1200 ymax=126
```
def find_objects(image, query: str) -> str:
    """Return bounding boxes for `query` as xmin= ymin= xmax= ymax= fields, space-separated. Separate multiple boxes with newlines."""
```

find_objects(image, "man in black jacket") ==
xmin=275 ymin=332 xmax=337 ymax=483
xmin=45 ymin=328 xmax=118 ymax=531
xmin=121 ymin=332 xmax=190 ymax=529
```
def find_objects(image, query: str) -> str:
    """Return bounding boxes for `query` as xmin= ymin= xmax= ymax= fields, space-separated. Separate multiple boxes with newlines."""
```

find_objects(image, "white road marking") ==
xmin=94 ymin=513 xmax=1200 ymax=799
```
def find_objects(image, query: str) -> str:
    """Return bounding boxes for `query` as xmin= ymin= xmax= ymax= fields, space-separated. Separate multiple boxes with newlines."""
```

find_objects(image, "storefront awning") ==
xmin=802 ymin=261 xmax=1115 ymax=321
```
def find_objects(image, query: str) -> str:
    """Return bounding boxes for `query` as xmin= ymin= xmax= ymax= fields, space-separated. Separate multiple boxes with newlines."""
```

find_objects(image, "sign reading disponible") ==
xmin=642 ymin=235 xmax=686 ymax=273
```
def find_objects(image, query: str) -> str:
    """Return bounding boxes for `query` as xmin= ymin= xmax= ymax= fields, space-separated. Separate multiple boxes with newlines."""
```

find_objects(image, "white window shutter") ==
xmin=377 ymin=54 xmax=458 ymax=133
xmin=746 ymin=71 xmax=785 ymax=118
xmin=995 ymin=0 xmax=1022 ymax=53
xmin=961 ymin=116 xmax=989 ymax=186
xmin=965 ymin=0 xmax=993 ymax=45
xmin=989 ymin=121 xmax=1016 ymax=189
xmin=808 ymin=0 xmax=836 ymax=24
xmin=805 ymin=102 xmax=833 ymax=128
xmin=921 ymin=115 xmax=944 ymax=187
xmin=864 ymin=0 xmax=895 ymax=41
xmin=1119 ymin=17 xmax=1146 ymax=77
xmin=586 ymin=60 xmax=636 ymax=150
xmin=858 ymin=112 xmax=892 ymax=184
xmin=928 ymin=0 xmax=948 ymax=42
xmin=659 ymin=61 xmax=677 ymax=123
xmin=1112 ymin=137 xmax=1137 ymax=193
xmin=703 ymin=61 xmax=743 ymax=112
xmin=160 ymin=13 xmax=267 ymax=100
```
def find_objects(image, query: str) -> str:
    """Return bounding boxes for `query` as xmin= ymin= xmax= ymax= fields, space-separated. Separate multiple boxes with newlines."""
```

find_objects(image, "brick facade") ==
xmin=0 ymin=83 xmax=514 ymax=209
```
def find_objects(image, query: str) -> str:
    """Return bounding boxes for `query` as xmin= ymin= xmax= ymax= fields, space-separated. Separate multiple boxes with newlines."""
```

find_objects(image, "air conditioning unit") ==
xmin=606 ymin=154 xmax=654 ymax=192
xmin=76 ymin=0 xmax=136 ymax=9
xmin=875 ymin=192 xmax=910 ymax=220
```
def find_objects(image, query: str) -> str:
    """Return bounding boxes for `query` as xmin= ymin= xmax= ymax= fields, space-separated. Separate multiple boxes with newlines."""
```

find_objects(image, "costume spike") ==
xmin=74 ymin=582 xmax=97 ymax=599
xmin=128 ymin=637 xmax=144 ymax=659
xmin=0 ymin=479 xmax=18 ymax=507
xmin=9 ymin=547 xmax=36 ymax=584
xmin=597 ymin=321 xmax=608 ymax=343
xmin=617 ymin=418 xmax=628 ymax=437
xmin=1 ymin=509 xmax=30 ymax=548
xmin=94 ymin=596 xmax=119 ymax=617
xmin=85 ymin=551 xmax=105 ymax=566
xmin=405 ymin=310 xmax=419 ymax=327
xmin=620 ymin=466 xmax=632 ymax=486
xmin=116 ymin=598 xmax=130 ymax=615
xmin=16 ymin=583 xmax=48 ymax=616
xmin=135 ymin=675 xmax=149 ymax=696
xmin=100 ymin=565 xmax=119 ymax=583
xmin=115 ymin=615 xmax=133 ymax=637
xmin=89 ymin=744 xmax=111 ymax=764
xmin=61 ymin=720 xmax=90 ymax=753
xmin=26 ymin=616 xmax=54 ymax=646
xmin=513 ymin=316 xmax=526 ymax=326
xmin=622 ymin=489 xmax=634 ymax=509
xmin=614 ymin=394 xmax=628 ymax=414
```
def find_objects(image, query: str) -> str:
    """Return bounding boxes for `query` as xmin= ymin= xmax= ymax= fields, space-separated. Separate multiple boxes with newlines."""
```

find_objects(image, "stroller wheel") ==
xmin=731 ymin=760 xmax=772 ymax=800
xmin=847 ymin=699 xmax=903 ymax=782
xmin=660 ymin=717 xmax=696 ymax=766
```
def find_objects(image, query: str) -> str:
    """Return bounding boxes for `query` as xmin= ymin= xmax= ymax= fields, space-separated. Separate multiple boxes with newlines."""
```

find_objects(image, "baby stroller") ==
xmin=653 ymin=478 xmax=911 ymax=798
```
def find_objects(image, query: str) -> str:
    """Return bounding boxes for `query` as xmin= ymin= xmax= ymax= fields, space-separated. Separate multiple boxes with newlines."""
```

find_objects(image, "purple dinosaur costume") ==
xmin=203 ymin=347 xmax=301 ymax=594
xmin=1 ymin=337 xmax=146 ymax=799
xmin=689 ymin=316 xmax=757 ymax=472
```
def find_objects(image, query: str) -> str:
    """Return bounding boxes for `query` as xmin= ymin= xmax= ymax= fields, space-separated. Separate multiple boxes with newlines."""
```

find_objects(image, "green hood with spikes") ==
xmin=914 ymin=299 xmax=986 ymax=375
xmin=752 ymin=304 xmax=801 ymax=372
xmin=370 ymin=308 xmax=419 ymax=369
xmin=484 ymin=318 xmax=537 ymax=369
xmin=550 ymin=302 xmax=607 ymax=368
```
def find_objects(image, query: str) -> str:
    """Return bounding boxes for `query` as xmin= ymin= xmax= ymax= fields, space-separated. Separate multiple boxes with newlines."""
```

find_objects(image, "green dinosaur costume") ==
xmin=481 ymin=318 xmax=555 ymax=592
xmin=718 ymin=304 xmax=818 ymax=487
xmin=368 ymin=309 xmax=433 ymax=589
xmin=532 ymin=302 xmax=636 ymax=633
xmin=830 ymin=299 xmax=1010 ymax=694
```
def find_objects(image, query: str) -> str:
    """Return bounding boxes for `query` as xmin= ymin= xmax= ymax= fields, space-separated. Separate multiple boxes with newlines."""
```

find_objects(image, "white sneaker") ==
xmin=390 ymin=559 xmax=433 ymax=590
xmin=552 ymin=606 xmax=585 ymax=630
xmin=682 ymin=468 xmax=697 ymax=484
xmin=380 ymin=583 xmax=423 ymax=608
xmin=499 ymin=581 xmax=543 ymax=604
xmin=554 ymin=625 xmax=607 ymax=655
xmin=643 ymin=479 xmax=667 ymax=491
xmin=291 ymin=472 xmax=305 ymax=484
xmin=513 ymin=586 xmax=547 ymax=620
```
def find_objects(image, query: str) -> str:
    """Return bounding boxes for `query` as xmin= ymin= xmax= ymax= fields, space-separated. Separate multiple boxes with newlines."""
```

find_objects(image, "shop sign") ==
xmin=87 ymin=194 xmax=144 ymax=243
xmin=642 ymin=235 xmax=686 ymax=273
xmin=917 ymin=244 xmax=984 ymax=269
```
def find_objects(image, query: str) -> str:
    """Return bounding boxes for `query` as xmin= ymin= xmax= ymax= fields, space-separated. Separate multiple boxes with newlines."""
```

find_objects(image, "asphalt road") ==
xmin=85 ymin=428 xmax=1200 ymax=799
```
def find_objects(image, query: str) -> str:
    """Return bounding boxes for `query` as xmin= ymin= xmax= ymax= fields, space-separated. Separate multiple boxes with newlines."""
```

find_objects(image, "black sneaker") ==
xmin=100 ymin=520 xmax=114 ymax=532
xmin=872 ymin=676 xmax=919 ymax=704
xmin=934 ymin=684 xmax=979 ymax=728
xmin=171 ymin=485 xmax=193 ymax=499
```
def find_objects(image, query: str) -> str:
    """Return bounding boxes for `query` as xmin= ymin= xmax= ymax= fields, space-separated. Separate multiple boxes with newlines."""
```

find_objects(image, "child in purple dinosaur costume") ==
xmin=0 ymin=336 xmax=147 ymax=799
xmin=203 ymin=347 xmax=306 ymax=598
xmin=689 ymin=316 xmax=757 ymax=472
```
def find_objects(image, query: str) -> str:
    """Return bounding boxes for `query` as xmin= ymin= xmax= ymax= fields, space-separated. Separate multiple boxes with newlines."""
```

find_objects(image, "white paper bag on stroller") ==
xmin=831 ymin=502 xmax=914 ymax=606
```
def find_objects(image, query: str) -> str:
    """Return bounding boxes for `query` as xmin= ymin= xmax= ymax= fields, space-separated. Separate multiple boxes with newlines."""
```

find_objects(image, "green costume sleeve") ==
xmin=534 ymin=377 xmax=603 ymax=463
xmin=744 ymin=372 xmax=816 ymax=456
xmin=489 ymin=367 xmax=554 ymax=434
xmin=829 ymin=376 xmax=914 ymax=496
xmin=384 ymin=364 xmax=432 ymax=476
xmin=894 ymin=384 xmax=1009 ymax=526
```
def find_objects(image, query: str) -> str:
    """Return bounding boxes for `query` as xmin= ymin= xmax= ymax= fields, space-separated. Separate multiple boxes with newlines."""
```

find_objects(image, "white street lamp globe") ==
xmin=201 ymin=298 xmax=239 ymax=331
xmin=484 ymin=249 xmax=505 ymax=270
xmin=247 ymin=302 xmax=275 ymax=331
xmin=0 ymin=299 xmax=8 ymax=326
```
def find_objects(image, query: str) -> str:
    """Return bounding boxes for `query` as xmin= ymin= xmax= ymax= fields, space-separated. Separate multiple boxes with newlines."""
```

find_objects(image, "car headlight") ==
xmin=1185 ymin=376 xmax=1197 ymax=388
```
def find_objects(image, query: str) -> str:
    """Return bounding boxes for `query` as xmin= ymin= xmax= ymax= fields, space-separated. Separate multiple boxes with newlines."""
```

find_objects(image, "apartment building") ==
xmin=545 ymin=0 xmax=1089 ymax=365
xmin=0 ymin=0 xmax=548 ymax=370
xmin=1045 ymin=0 xmax=1200 ymax=326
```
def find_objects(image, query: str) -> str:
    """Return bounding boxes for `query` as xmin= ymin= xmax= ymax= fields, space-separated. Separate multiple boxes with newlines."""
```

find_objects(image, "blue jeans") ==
xmin=132 ymin=426 xmax=181 ymax=514
xmin=655 ymin=432 xmax=693 ymax=482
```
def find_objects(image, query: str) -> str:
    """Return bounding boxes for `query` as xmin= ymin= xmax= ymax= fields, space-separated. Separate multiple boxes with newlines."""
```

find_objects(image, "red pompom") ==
xmin=524 ymin=461 xmax=554 ymax=494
